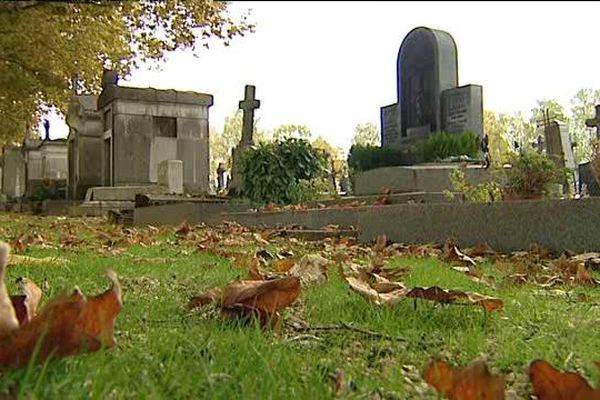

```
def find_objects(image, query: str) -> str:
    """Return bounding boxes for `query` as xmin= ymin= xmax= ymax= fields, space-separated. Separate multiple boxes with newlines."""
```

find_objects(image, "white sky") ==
xmin=46 ymin=1 xmax=600 ymax=154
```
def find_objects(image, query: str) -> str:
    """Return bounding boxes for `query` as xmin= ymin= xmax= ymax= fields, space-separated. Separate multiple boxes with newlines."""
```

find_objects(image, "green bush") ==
xmin=415 ymin=130 xmax=480 ymax=163
xmin=503 ymin=150 xmax=567 ymax=197
xmin=347 ymin=144 xmax=410 ymax=173
xmin=240 ymin=138 xmax=328 ymax=205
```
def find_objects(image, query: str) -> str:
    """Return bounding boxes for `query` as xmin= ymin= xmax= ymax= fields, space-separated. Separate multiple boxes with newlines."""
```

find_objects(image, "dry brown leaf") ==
xmin=575 ymin=263 xmax=600 ymax=286
xmin=0 ymin=270 xmax=122 ymax=370
xmin=445 ymin=243 xmax=477 ymax=267
xmin=10 ymin=278 xmax=43 ymax=326
xmin=407 ymin=287 xmax=504 ymax=313
xmin=423 ymin=358 xmax=505 ymax=400
xmin=375 ymin=188 xmax=392 ymax=206
xmin=528 ymin=359 xmax=600 ymax=400
xmin=463 ymin=243 xmax=497 ymax=258
xmin=287 ymin=254 xmax=329 ymax=285
xmin=0 ymin=243 xmax=19 ymax=336
xmin=345 ymin=276 xmax=406 ymax=306
xmin=274 ymin=258 xmax=295 ymax=273
xmin=189 ymin=277 xmax=301 ymax=327
xmin=188 ymin=287 xmax=224 ymax=309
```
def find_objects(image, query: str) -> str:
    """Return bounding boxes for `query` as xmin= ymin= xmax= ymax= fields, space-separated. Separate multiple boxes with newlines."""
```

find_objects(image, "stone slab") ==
xmin=352 ymin=164 xmax=500 ymax=195
xmin=85 ymin=185 xmax=168 ymax=201
xmin=216 ymin=198 xmax=600 ymax=253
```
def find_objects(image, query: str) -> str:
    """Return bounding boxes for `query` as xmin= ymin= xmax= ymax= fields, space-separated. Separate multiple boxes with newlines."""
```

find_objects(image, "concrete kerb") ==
xmin=132 ymin=197 xmax=600 ymax=253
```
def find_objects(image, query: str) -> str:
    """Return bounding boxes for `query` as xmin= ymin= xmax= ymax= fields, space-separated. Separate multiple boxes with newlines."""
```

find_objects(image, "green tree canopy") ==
xmin=271 ymin=124 xmax=312 ymax=141
xmin=570 ymin=88 xmax=600 ymax=163
xmin=483 ymin=110 xmax=511 ymax=163
xmin=0 ymin=1 xmax=254 ymax=144
xmin=351 ymin=122 xmax=380 ymax=147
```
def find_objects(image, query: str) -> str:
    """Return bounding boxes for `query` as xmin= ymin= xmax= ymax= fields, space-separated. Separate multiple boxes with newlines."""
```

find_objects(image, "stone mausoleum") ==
xmin=1 ymin=138 xmax=68 ymax=200
xmin=380 ymin=26 xmax=484 ymax=159
xmin=66 ymin=70 xmax=214 ymax=200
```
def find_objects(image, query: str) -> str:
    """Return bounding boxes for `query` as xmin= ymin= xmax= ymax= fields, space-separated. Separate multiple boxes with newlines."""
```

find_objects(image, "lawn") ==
xmin=0 ymin=213 xmax=599 ymax=399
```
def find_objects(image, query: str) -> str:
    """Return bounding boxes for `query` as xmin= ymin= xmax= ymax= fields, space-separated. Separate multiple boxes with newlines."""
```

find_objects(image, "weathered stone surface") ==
xmin=441 ymin=85 xmax=483 ymax=137
xmin=1 ymin=146 xmax=26 ymax=199
xmin=380 ymin=26 xmax=484 ymax=156
xmin=352 ymin=164 xmax=501 ymax=195
xmin=158 ymin=160 xmax=183 ymax=194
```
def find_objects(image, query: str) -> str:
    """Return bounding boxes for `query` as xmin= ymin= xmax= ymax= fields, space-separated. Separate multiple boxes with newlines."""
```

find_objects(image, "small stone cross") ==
xmin=238 ymin=85 xmax=260 ymax=146
xmin=586 ymin=105 xmax=600 ymax=140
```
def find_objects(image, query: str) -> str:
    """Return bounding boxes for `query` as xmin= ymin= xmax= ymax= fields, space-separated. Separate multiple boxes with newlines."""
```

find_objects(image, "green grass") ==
xmin=1 ymin=214 xmax=600 ymax=399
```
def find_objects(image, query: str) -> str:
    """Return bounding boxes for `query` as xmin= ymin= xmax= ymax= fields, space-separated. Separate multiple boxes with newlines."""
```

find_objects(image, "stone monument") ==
xmin=228 ymin=84 xmax=260 ymax=196
xmin=66 ymin=94 xmax=103 ymax=200
xmin=380 ymin=27 xmax=483 ymax=159
xmin=91 ymin=69 xmax=213 ymax=193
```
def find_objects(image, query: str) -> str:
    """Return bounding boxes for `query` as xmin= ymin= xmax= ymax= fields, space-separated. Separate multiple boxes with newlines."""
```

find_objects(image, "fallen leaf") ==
xmin=189 ymin=277 xmax=301 ymax=327
xmin=575 ymin=263 xmax=599 ymax=286
xmin=528 ymin=359 xmax=600 ymax=400
xmin=10 ymin=278 xmax=43 ymax=325
xmin=375 ymin=189 xmax=392 ymax=206
xmin=423 ymin=358 xmax=505 ymax=400
xmin=287 ymin=254 xmax=329 ymax=285
xmin=345 ymin=276 xmax=406 ymax=306
xmin=274 ymin=258 xmax=295 ymax=273
xmin=0 ymin=243 xmax=19 ymax=336
xmin=445 ymin=243 xmax=477 ymax=267
xmin=407 ymin=287 xmax=503 ymax=313
xmin=0 ymin=269 xmax=122 ymax=370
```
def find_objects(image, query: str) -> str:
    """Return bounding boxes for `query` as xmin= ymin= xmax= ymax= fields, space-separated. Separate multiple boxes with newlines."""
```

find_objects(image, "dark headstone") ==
xmin=579 ymin=162 xmax=600 ymax=196
xmin=398 ymin=27 xmax=458 ymax=137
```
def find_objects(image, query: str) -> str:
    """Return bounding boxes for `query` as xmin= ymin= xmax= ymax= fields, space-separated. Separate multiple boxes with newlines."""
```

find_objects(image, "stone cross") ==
xmin=238 ymin=85 xmax=260 ymax=146
xmin=586 ymin=104 xmax=600 ymax=139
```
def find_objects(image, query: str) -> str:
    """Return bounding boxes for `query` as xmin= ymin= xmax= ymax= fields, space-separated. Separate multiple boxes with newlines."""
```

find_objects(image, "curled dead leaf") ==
xmin=10 ymin=277 xmax=43 ymax=325
xmin=189 ymin=277 xmax=301 ymax=327
xmin=0 ymin=242 xmax=19 ymax=336
xmin=528 ymin=359 xmax=600 ymax=400
xmin=423 ymin=358 xmax=505 ymax=400
xmin=0 ymin=269 xmax=122 ymax=370
xmin=287 ymin=254 xmax=329 ymax=285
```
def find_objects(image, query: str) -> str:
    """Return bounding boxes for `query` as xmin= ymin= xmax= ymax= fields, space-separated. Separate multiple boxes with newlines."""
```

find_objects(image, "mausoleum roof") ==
xmin=98 ymin=85 xmax=214 ymax=109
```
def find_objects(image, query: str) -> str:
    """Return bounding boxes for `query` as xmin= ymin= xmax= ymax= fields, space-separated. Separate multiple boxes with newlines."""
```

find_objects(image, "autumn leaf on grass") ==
xmin=0 ymin=269 xmax=122 ymax=370
xmin=189 ymin=277 xmax=301 ymax=327
xmin=0 ymin=243 xmax=19 ymax=336
xmin=407 ymin=287 xmax=503 ymax=313
xmin=10 ymin=278 xmax=43 ymax=326
xmin=287 ymin=254 xmax=329 ymax=285
xmin=344 ymin=271 xmax=503 ymax=312
xmin=345 ymin=275 xmax=407 ymax=306
xmin=423 ymin=358 xmax=505 ymax=400
xmin=444 ymin=242 xmax=477 ymax=267
xmin=528 ymin=359 xmax=600 ymax=400
xmin=274 ymin=258 xmax=295 ymax=273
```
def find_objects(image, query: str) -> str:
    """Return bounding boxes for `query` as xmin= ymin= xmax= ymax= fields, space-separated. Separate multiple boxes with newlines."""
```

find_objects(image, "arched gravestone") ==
xmin=380 ymin=26 xmax=484 ymax=159
xmin=398 ymin=27 xmax=458 ymax=137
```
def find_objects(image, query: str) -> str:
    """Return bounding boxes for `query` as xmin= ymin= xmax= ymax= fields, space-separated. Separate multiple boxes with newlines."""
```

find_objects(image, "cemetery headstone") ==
xmin=379 ymin=26 xmax=484 ymax=159
xmin=228 ymin=84 xmax=260 ymax=196
xmin=542 ymin=120 xmax=577 ymax=193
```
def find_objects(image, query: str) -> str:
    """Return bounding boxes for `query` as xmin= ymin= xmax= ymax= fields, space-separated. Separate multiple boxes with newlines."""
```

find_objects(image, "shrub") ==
xmin=415 ymin=130 xmax=480 ymax=163
xmin=502 ymin=150 xmax=567 ymax=197
xmin=240 ymin=138 xmax=328 ymax=205
xmin=445 ymin=166 xmax=502 ymax=203
xmin=347 ymin=144 xmax=410 ymax=173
